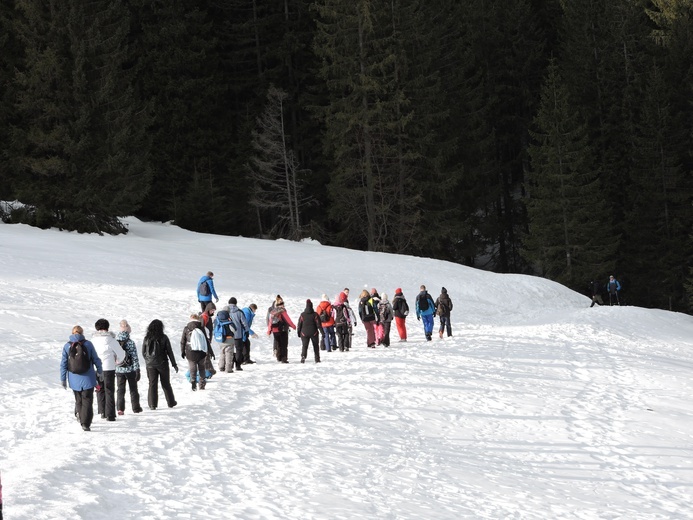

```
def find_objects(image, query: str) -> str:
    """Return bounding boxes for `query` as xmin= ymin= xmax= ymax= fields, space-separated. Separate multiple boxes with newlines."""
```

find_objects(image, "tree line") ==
xmin=0 ymin=0 xmax=691 ymax=312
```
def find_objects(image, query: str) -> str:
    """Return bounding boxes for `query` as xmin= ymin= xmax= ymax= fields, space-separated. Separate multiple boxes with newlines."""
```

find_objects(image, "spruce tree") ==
xmin=525 ymin=60 xmax=616 ymax=288
xmin=11 ymin=0 xmax=150 ymax=233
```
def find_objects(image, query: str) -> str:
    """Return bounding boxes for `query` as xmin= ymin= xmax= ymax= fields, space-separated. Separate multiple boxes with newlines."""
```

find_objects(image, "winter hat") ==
xmin=321 ymin=293 xmax=329 ymax=302
xmin=305 ymin=299 xmax=314 ymax=311
xmin=441 ymin=287 xmax=447 ymax=294
xmin=395 ymin=288 xmax=402 ymax=295
xmin=370 ymin=287 xmax=377 ymax=295
xmin=381 ymin=293 xmax=388 ymax=301
xmin=119 ymin=320 xmax=132 ymax=334
xmin=339 ymin=291 xmax=347 ymax=302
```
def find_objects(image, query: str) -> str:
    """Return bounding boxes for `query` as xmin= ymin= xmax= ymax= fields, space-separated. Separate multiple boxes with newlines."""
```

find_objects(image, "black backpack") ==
xmin=67 ymin=341 xmax=91 ymax=374
xmin=334 ymin=304 xmax=347 ymax=325
xmin=143 ymin=338 xmax=161 ymax=364
xmin=418 ymin=295 xmax=429 ymax=312
xmin=117 ymin=339 xmax=134 ymax=368
xmin=199 ymin=280 xmax=211 ymax=296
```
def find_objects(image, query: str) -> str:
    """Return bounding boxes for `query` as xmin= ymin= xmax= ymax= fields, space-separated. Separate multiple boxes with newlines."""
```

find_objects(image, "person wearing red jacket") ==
xmin=267 ymin=295 xmax=296 ymax=363
xmin=315 ymin=294 xmax=337 ymax=352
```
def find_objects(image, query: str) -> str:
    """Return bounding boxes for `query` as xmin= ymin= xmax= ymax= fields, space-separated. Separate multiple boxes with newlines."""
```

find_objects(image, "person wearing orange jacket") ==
xmin=315 ymin=294 xmax=337 ymax=352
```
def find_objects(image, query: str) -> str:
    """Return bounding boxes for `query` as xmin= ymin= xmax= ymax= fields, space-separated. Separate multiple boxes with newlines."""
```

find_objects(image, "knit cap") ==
xmin=119 ymin=320 xmax=131 ymax=334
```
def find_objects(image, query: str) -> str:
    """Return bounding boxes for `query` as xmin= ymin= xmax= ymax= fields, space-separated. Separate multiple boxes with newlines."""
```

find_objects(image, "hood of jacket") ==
xmin=69 ymin=333 xmax=85 ymax=343
xmin=116 ymin=331 xmax=130 ymax=342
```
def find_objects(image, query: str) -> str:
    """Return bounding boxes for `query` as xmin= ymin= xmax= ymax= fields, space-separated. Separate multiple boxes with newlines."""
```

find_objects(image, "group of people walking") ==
xmin=60 ymin=273 xmax=455 ymax=432
xmin=589 ymin=275 xmax=623 ymax=307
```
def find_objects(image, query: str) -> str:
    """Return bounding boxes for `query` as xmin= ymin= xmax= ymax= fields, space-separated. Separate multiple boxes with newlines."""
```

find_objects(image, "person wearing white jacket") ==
xmin=91 ymin=319 xmax=126 ymax=421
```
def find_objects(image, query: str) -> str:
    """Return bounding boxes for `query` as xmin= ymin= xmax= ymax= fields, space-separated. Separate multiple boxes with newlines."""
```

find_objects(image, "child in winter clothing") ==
xmin=358 ymin=289 xmax=377 ymax=348
xmin=92 ymin=318 xmax=127 ymax=421
xmin=224 ymin=297 xmax=249 ymax=371
xmin=201 ymin=303 xmax=217 ymax=375
xmin=434 ymin=288 xmax=453 ymax=338
xmin=415 ymin=286 xmax=436 ymax=341
xmin=60 ymin=325 xmax=103 ymax=431
xmin=267 ymin=295 xmax=296 ymax=362
xmin=316 ymin=294 xmax=337 ymax=352
xmin=391 ymin=288 xmax=409 ymax=341
xmin=378 ymin=293 xmax=394 ymax=347
xmin=181 ymin=314 xmax=210 ymax=390
xmin=333 ymin=292 xmax=353 ymax=352
xmin=297 ymin=299 xmax=322 ymax=363
xmin=115 ymin=320 xmax=143 ymax=414
xmin=141 ymin=319 xmax=178 ymax=409
xmin=370 ymin=289 xmax=383 ymax=345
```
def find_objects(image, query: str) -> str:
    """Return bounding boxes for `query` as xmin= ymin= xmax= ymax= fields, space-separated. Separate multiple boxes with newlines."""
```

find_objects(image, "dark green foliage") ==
xmin=0 ymin=0 xmax=690 ymax=312
xmin=525 ymin=60 xmax=617 ymax=288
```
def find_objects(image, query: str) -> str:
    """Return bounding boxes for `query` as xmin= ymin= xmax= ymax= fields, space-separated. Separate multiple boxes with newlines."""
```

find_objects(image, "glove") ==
xmin=181 ymin=351 xmax=186 ymax=359
xmin=417 ymin=316 xmax=421 ymax=321
xmin=136 ymin=369 xmax=141 ymax=382
xmin=62 ymin=380 xmax=67 ymax=390
xmin=97 ymin=373 xmax=104 ymax=383
xmin=211 ymin=352 xmax=216 ymax=360
xmin=95 ymin=384 xmax=102 ymax=392
xmin=215 ymin=298 xmax=219 ymax=303
xmin=173 ymin=366 xmax=179 ymax=373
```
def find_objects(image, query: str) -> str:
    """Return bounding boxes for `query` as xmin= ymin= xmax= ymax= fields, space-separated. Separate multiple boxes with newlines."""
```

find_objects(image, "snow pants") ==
xmin=116 ymin=371 xmax=141 ymax=412
xmin=395 ymin=316 xmax=407 ymax=340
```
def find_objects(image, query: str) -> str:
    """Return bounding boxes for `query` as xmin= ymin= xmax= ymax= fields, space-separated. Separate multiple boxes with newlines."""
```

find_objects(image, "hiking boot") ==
xmin=246 ymin=359 xmax=256 ymax=364
xmin=219 ymin=367 xmax=226 ymax=372
xmin=107 ymin=417 xmax=116 ymax=422
xmin=191 ymin=382 xmax=197 ymax=391
xmin=168 ymin=401 xmax=177 ymax=408
xmin=149 ymin=406 xmax=157 ymax=410
xmin=101 ymin=413 xmax=106 ymax=419
xmin=300 ymin=357 xmax=305 ymax=364
xmin=426 ymin=334 xmax=432 ymax=341
xmin=235 ymin=366 xmax=243 ymax=371
xmin=199 ymin=383 xmax=206 ymax=390
xmin=81 ymin=425 xmax=90 ymax=431
xmin=133 ymin=407 xmax=143 ymax=413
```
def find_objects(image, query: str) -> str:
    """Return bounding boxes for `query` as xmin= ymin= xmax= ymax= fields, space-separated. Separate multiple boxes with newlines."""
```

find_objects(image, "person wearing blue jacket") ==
xmin=60 ymin=325 xmax=103 ymax=431
xmin=415 ymin=285 xmax=436 ymax=341
xmin=241 ymin=303 xmax=258 ymax=364
xmin=607 ymin=275 xmax=621 ymax=306
xmin=197 ymin=271 xmax=219 ymax=312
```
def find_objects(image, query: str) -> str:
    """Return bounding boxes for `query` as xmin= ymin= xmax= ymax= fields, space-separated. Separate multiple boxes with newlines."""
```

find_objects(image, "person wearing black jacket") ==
xmin=391 ymin=288 xmax=409 ymax=342
xmin=589 ymin=281 xmax=604 ymax=307
xmin=297 ymin=299 xmax=322 ymax=363
xmin=434 ymin=287 xmax=454 ymax=338
xmin=141 ymin=319 xmax=178 ymax=410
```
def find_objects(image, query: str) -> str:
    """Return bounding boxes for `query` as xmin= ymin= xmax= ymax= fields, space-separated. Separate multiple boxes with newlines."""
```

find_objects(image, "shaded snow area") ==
xmin=1 ymin=218 xmax=693 ymax=520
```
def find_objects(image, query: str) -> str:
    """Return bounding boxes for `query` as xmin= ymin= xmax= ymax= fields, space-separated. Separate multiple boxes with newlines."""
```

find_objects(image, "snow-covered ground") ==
xmin=1 ymin=218 xmax=692 ymax=520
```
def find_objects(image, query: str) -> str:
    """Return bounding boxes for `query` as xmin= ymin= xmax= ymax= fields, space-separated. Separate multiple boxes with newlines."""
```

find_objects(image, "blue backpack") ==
xmin=213 ymin=310 xmax=236 ymax=343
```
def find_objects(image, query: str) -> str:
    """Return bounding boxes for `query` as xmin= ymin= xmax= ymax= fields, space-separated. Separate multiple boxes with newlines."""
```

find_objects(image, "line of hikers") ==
xmin=60 ymin=278 xmax=455 ymax=431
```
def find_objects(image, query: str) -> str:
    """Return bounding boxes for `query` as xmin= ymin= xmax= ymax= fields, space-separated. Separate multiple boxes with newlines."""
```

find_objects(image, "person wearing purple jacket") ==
xmin=60 ymin=325 xmax=103 ymax=431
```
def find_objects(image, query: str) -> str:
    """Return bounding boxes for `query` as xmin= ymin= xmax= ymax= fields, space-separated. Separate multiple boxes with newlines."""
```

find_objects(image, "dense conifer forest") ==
xmin=0 ymin=0 xmax=691 ymax=312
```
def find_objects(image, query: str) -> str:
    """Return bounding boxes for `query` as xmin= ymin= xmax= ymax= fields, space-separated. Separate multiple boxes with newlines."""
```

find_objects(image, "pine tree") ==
xmin=11 ymin=0 xmax=150 ymax=233
xmin=525 ymin=60 xmax=616 ymax=288
xmin=0 ymin=0 xmax=20 ymax=202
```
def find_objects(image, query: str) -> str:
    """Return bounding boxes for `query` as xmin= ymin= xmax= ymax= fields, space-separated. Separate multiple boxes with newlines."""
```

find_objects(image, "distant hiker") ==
xmin=241 ymin=303 xmax=259 ymax=364
xmin=333 ymin=292 xmax=353 ymax=352
xmin=141 ymin=319 xmax=178 ymax=410
xmin=197 ymin=271 xmax=219 ymax=312
xmin=607 ymin=275 xmax=621 ymax=306
xmin=370 ymin=288 xmax=383 ymax=345
xmin=225 ymin=297 xmax=249 ymax=371
xmin=181 ymin=313 xmax=210 ymax=391
xmin=60 ymin=325 xmax=103 ymax=431
xmin=358 ymin=289 xmax=377 ymax=348
xmin=377 ymin=293 xmax=394 ymax=347
xmin=115 ymin=320 xmax=143 ymax=415
xmin=297 ymin=299 xmax=322 ymax=363
xmin=91 ymin=319 xmax=127 ymax=422
xmin=200 ymin=302 xmax=217 ymax=376
xmin=267 ymin=295 xmax=296 ymax=363
xmin=589 ymin=281 xmax=604 ymax=307
xmin=316 ymin=294 xmax=337 ymax=352
xmin=434 ymin=287 xmax=454 ymax=338
xmin=392 ymin=288 xmax=409 ymax=342
xmin=415 ymin=285 xmax=436 ymax=341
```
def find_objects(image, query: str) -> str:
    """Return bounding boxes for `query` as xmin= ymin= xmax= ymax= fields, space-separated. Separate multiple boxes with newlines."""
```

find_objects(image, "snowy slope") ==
xmin=1 ymin=218 xmax=692 ymax=520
